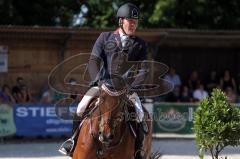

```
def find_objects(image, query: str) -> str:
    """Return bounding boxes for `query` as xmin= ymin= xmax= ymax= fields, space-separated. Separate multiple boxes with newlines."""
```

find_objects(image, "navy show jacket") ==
xmin=88 ymin=28 xmax=148 ymax=89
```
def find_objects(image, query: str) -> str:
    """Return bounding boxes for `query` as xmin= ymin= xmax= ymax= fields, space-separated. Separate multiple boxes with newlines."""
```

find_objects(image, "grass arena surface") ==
xmin=0 ymin=139 xmax=239 ymax=159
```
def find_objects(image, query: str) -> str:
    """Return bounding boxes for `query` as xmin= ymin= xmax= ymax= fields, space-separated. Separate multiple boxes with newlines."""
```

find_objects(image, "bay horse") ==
xmin=72 ymin=83 xmax=153 ymax=159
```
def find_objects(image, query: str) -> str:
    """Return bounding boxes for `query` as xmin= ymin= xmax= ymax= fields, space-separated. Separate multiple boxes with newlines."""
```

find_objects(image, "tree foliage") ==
xmin=194 ymin=89 xmax=240 ymax=159
xmin=1 ymin=0 xmax=240 ymax=29
xmin=151 ymin=0 xmax=240 ymax=29
xmin=79 ymin=0 xmax=159 ymax=28
xmin=0 ymin=0 xmax=81 ymax=26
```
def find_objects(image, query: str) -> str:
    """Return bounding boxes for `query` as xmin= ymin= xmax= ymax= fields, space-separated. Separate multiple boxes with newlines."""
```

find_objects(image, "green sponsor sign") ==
xmin=153 ymin=103 xmax=197 ymax=134
xmin=0 ymin=104 xmax=16 ymax=137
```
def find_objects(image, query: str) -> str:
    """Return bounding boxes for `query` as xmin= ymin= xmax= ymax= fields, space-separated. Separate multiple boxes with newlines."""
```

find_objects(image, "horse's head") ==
xmin=97 ymin=83 xmax=128 ymax=144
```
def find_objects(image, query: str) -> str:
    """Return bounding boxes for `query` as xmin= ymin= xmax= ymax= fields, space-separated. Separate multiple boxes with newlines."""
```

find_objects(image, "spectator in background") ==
xmin=12 ymin=77 xmax=24 ymax=102
xmin=165 ymin=85 xmax=181 ymax=102
xmin=220 ymin=69 xmax=237 ymax=92
xmin=164 ymin=67 xmax=182 ymax=87
xmin=12 ymin=85 xmax=22 ymax=103
xmin=12 ymin=77 xmax=33 ymax=103
xmin=188 ymin=70 xmax=201 ymax=93
xmin=225 ymin=87 xmax=237 ymax=103
xmin=40 ymin=86 xmax=54 ymax=104
xmin=0 ymin=84 xmax=15 ymax=103
xmin=19 ymin=85 xmax=32 ymax=103
xmin=193 ymin=83 xmax=208 ymax=102
xmin=205 ymin=70 xmax=219 ymax=93
xmin=180 ymin=85 xmax=192 ymax=102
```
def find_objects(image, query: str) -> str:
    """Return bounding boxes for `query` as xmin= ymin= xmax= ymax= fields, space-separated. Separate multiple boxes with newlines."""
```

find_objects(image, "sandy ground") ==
xmin=0 ymin=139 xmax=239 ymax=159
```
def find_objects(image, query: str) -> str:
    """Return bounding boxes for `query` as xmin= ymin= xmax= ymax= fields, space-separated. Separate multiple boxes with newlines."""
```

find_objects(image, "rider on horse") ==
xmin=59 ymin=2 xmax=149 ymax=159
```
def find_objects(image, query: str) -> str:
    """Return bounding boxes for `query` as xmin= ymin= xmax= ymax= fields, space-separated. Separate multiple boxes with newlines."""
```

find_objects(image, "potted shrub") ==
xmin=194 ymin=88 xmax=240 ymax=159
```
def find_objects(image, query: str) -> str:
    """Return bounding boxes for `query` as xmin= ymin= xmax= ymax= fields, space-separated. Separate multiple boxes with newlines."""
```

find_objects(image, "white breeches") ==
xmin=76 ymin=86 xmax=100 ymax=116
xmin=76 ymin=87 xmax=144 ymax=122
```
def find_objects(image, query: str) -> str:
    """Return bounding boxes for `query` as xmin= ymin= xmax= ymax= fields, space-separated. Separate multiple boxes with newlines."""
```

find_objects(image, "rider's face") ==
xmin=122 ymin=18 xmax=138 ymax=35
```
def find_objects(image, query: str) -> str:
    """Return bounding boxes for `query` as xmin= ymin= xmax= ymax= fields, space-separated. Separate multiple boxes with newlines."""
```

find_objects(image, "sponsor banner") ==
xmin=14 ymin=104 xmax=73 ymax=137
xmin=153 ymin=103 xmax=197 ymax=134
xmin=0 ymin=104 xmax=16 ymax=137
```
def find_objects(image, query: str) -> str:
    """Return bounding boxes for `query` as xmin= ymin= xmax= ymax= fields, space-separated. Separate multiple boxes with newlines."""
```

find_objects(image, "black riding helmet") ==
xmin=117 ymin=2 xmax=140 ymax=20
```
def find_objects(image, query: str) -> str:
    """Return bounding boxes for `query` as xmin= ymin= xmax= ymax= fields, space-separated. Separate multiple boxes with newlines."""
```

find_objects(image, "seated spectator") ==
xmin=193 ymin=83 xmax=208 ymax=102
xmin=180 ymin=85 xmax=192 ymax=102
xmin=205 ymin=70 xmax=219 ymax=93
xmin=225 ymin=87 xmax=237 ymax=103
xmin=220 ymin=69 xmax=237 ymax=92
xmin=12 ymin=85 xmax=22 ymax=103
xmin=0 ymin=84 xmax=15 ymax=103
xmin=40 ymin=86 xmax=54 ymax=104
xmin=165 ymin=85 xmax=181 ymax=102
xmin=19 ymin=85 xmax=32 ymax=103
xmin=188 ymin=70 xmax=201 ymax=93
xmin=164 ymin=67 xmax=182 ymax=87
xmin=12 ymin=76 xmax=33 ymax=103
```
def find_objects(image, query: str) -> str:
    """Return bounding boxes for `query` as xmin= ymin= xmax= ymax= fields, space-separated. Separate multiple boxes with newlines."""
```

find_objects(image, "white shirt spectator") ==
xmin=41 ymin=89 xmax=54 ymax=104
xmin=193 ymin=84 xmax=208 ymax=101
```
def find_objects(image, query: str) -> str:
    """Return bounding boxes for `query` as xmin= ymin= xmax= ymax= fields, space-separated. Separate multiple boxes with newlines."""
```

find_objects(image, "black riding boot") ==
xmin=58 ymin=113 xmax=82 ymax=156
xmin=135 ymin=122 xmax=145 ymax=159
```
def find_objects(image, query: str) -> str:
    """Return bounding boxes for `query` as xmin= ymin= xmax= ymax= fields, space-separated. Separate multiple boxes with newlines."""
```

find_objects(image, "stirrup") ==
xmin=58 ymin=138 xmax=75 ymax=156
